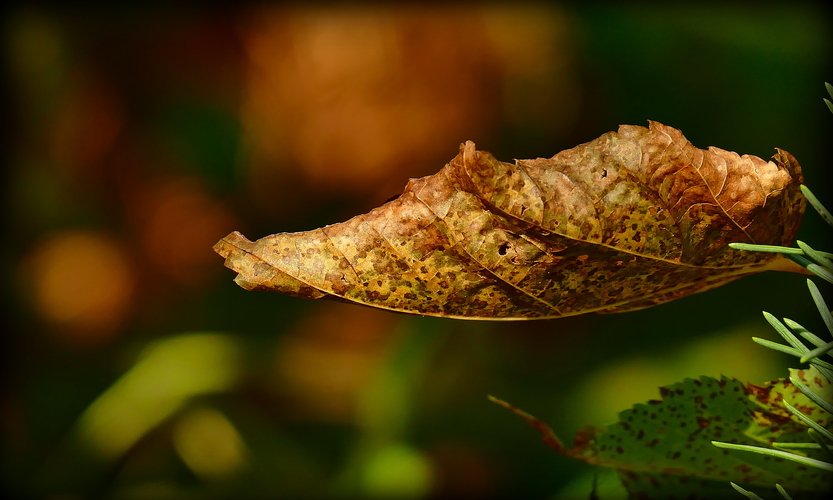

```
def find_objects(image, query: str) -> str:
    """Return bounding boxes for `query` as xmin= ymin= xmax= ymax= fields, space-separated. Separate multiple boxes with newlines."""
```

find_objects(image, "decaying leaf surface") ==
xmin=215 ymin=121 xmax=806 ymax=320
xmin=491 ymin=367 xmax=833 ymax=498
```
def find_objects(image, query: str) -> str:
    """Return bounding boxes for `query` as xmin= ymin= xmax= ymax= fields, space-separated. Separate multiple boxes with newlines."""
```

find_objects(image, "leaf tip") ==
xmin=213 ymin=231 xmax=255 ymax=259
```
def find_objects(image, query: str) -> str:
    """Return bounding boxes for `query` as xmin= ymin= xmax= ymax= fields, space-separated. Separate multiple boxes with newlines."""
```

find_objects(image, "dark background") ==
xmin=3 ymin=3 xmax=832 ymax=498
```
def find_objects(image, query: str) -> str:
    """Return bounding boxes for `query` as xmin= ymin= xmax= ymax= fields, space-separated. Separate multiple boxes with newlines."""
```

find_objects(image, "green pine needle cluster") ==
xmin=715 ymin=83 xmax=833 ymax=499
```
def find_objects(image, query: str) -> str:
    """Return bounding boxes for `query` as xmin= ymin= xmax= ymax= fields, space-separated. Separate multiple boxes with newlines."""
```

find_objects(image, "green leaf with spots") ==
xmin=491 ymin=371 xmax=833 ymax=498
xmin=745 ymin=366 xmax=832 ymax=444
xmin=215 ymin=121 xmax=806 ymax=320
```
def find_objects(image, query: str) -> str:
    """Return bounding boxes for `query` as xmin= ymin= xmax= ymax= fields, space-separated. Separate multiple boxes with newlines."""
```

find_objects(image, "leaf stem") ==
xmin=801 ymin=341 xmax=833 ymax=363
xmin=807 ymin=264 xmax=833 ymax=285
xmin=772 ymin=441 xmax=821 ymax=451
xmin=808 ymin=279 xmax=833 ymax=335
xmin=728 ymin=242 xmax=833 ymax=259
xmin=711 ymin=441 xmax=833 ymax=471
xmin=763 ymin=313 xmax=808 ymax=352
xmin=751 ymin=338 xmax=833 ymax=381
xmin=788 ymin=375 xmax=833 ymax=415
xmin=776 ymin=484 xmax=794 ymax=500
xmin=808 ymin=429 xmax=833 ymax=459
xmin=729 ymin=482 xmax=763 ymax=500
xmin=782 ymin=400 xmax=833 ymax=442
xmin=801 ymin=185 xmax=833 ymax=228
xmin=797 ymin=241 xmax=833 ymax=270
xmin=784 ymin=318 xmax=825 ymax=346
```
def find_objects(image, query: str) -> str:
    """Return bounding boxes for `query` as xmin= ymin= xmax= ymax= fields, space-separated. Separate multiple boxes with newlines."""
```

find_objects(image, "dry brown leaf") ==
xmin=215 ymin=121 xmax=806 ymax=320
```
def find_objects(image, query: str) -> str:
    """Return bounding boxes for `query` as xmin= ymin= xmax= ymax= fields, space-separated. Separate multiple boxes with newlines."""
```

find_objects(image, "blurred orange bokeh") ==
xmin=127 ymin=176 xmax=239 ymax=287
xmin=238 ymin=4 xmax=578 ymax=213
xmin=240 ymin=5 xmax=502 ymax=198
xmin=23 ymin=230 xmax=136 ymax=345
xmin=273 ymin=301 xmax=397 ymax=422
